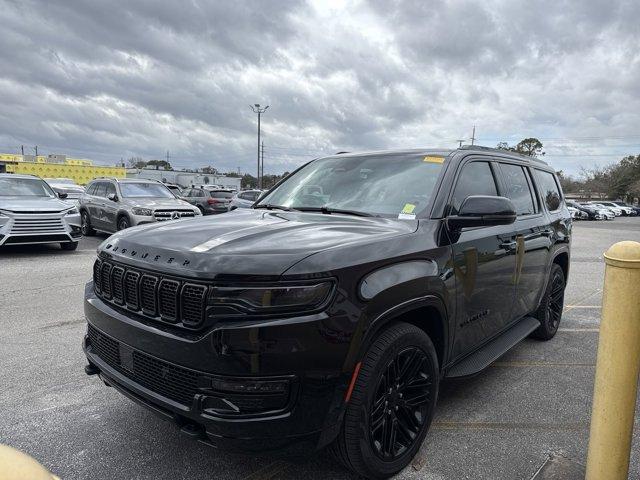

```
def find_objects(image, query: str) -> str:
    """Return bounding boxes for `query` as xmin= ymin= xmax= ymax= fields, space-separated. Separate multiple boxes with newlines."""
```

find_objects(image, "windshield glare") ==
xmin=257 ymin=154 xmax=445 ymax=217
xmin=0 ymin=178 xmax=56 ymax=197
xmin=120 ymin=183 xmax=175 ymax=198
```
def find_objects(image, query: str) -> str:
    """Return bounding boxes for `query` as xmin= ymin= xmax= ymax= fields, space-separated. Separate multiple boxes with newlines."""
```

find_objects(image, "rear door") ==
xmin=102 ymin=182 xmax=118 ymax=231
xmin=91 ymin=182 xmax=107 ymax=230
xmin=495 ymin=162 xmax=549 ymax=320
xmin=447 ymin=158 xmax=517 ymax=359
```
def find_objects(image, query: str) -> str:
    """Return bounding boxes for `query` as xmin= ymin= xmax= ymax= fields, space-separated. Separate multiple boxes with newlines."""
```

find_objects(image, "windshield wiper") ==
xmin=295 ymin=206 xmax=375 ymax=217
xmin=253 ymin=204 xmax=293 ymax=212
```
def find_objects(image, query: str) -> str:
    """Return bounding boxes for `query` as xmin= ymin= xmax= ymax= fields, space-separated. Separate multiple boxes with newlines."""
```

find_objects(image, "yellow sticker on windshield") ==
xmin=423 ymin=156 xmax=444 ymax=164
xmin=401 ymin=203 xmax=416 ymax=214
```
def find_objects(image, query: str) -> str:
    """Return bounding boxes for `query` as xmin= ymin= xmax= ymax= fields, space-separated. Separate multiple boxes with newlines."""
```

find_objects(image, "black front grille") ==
xmin=92 ymin=258 xmax=208 ymax=328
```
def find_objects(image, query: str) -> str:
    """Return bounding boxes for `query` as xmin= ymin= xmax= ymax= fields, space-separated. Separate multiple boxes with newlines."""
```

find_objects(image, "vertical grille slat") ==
xmin=111 ymin=266 xmax=125 ymax=305
xmin=92 ymin=259 xmax=207 ymax=328
xmin=140 ymin=275 xmax=159 ymax=316
xmin=159 ymin=279 xmax=180 ymax=322
xmin=124 ymin=271 xmax=140 ymax=310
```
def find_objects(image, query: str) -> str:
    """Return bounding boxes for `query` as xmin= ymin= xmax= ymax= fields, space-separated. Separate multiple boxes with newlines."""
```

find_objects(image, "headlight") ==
xmin=209 ymin=281 xmax=334 ymax=315
xmin=132 ymin=207 xmax=153 ymax=216
xmin=65 ymin=208 xmax=79 ymax=215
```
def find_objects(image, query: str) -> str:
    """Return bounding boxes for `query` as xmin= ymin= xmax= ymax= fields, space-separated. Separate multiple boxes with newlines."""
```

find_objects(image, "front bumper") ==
xmin=0 ymin=211 xmax=81 ymax=246
xmin=82 ymin=283 xmax=350 ymax=453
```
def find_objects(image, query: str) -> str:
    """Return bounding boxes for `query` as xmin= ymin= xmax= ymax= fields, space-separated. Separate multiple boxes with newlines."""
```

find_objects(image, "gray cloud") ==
xmin=0 ymin=0 xmax=638 ymax=175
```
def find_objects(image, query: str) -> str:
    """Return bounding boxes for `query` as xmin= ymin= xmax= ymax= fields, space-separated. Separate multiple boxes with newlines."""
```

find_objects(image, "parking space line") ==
xmin=558 ymin=328 xmax=599 ymax=332
xmin=491 ymin=361 xmax=595 ymax=368
xmin=432 ymin=421 xmax=589 ymax=431
xmin=563 ymin=305 xmax=601 ymax=309
xmin=563 ymin=289 xmax=602 ymax=313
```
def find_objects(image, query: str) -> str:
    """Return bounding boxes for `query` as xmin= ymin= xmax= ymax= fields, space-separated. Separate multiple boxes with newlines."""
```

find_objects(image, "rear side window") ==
xmin=86 ymin=183 xmax=97 ymax=195
xmin=499 ymin=163 xmax=536 ymax=216
xmin=105 ymin=183 xmax=116 ymax=196
xmin=451 ymin=161 xmax=498 ymax=214
xmin=94 ymin=182 xmax=106 ymax=197
xmin=535 ymin=170 xmax=562 ymax=211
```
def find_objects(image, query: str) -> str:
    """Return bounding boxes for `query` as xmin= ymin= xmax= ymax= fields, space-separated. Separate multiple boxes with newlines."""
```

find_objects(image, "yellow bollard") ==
xmin=0 ymin=444 xmax=59 ymax=480
xmin=585 ymin=241 xmax=640 ymax=480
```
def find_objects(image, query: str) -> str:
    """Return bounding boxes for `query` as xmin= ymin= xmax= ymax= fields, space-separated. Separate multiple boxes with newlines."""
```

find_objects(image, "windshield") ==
xmin=256 ymin=153 xmax=445 ymax=217
xmin=0 ymin=177 xmax=56 ymax=197
xmin=120 ymin=183 xmax=175 ymax=198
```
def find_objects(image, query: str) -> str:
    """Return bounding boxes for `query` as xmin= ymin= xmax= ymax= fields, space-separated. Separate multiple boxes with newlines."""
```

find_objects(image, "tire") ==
xmin=60 ymin=241 xmax=78 ymax=251
xmin=81 ymin=211 xmax=96 ymax=236
xmin=330 ymin=323 xmax=439 ymax=479
xmin=117 ymin=215 xmax=131 ymax=231
xmin=531 ymin=263 xmax=565 ymax=340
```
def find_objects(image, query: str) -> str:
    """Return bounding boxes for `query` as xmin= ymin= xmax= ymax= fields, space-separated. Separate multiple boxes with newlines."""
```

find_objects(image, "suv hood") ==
xmin=0 ymin=196 xmax=73 ymax=212
xmin=101 ymin=209 xmax=417 ymax=277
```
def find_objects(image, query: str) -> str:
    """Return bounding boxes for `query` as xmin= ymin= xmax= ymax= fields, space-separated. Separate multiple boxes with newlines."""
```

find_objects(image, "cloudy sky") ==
xmin=0 ymin=0 xmax=638 ymax=176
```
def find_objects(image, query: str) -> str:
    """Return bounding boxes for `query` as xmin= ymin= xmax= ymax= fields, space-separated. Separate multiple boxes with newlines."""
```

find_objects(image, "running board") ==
xmin=445 ymin=316 xmax=540 ymax=378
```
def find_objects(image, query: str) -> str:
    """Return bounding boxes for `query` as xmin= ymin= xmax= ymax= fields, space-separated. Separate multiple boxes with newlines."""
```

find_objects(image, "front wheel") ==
xmin=117 ymin=216 xmax=131 ymax=231
xmin=531 ymin=263 xmax=565 ymax=340
xmin=331 ymin=323 xmax=439 ymax=479
xmin=81 ymin=211 xmax=95 ymax=236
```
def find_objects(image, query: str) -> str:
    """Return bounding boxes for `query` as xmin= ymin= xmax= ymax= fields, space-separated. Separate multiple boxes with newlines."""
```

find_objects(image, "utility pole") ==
xmin=20 ymin=145 xmax=24 ymax=155
xmin=250 ymin=104 xmax=269 ymax=189
xmin=471 ymin=126 xmax=476 ymax=145
xmin=261 ymin=141 xmax=265 ymax=187
xmin=456 ymin=139 xmax=465 ymax=148
xmin=166 ymin=150 xmax=170 ymax=164
xmin=33 ymin=146 xmax=38 ymax=159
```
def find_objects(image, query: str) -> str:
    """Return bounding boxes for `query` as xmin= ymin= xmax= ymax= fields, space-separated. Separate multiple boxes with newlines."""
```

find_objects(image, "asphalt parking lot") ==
xmin=1 ymin=218 xmax=640 ymax=480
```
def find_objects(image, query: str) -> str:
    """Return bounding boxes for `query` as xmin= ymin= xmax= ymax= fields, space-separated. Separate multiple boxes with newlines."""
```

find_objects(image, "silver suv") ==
xmin=79 ymin=178 xmax=201 ymax=234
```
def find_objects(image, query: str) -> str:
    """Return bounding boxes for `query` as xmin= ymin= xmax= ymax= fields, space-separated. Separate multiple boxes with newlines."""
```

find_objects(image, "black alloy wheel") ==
xmin=330 ymin=323 xmax=439 ymax=479
xmin=369 ymin=347 xmax=432 ymax=460
xmin=531 ymin=263 xmax=565 ymax=340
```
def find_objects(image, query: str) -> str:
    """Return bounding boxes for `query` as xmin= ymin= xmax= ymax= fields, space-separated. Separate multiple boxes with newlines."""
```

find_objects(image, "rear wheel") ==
xmin=60 ymin=241 xmax=78 ymax=251
xmin=81 ymin=211 xmax=95 ymax=236
xmin=531 ymin=263 xmax=565 ymax=340
xmin=331 ymin=323 xmax=439 ymax=479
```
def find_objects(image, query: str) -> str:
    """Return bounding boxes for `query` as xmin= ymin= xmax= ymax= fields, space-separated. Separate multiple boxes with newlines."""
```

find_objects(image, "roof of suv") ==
xmin=0 ymin=173 xmax=41 ymax=180
xmin=89 ymin=177 xmax=160 ymax=184
xmin=327 ymin=146 xmax=550 ymax=166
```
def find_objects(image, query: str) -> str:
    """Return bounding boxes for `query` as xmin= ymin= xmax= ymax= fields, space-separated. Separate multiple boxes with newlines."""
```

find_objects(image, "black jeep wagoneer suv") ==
xmin=83 ymin=146 xmax=570 ymax=479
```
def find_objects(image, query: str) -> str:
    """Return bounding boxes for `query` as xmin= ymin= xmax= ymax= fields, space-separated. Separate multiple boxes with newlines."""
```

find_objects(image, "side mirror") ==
xmin=107 ymin=193 xmax=118 ymax=202
xmin=447 ymin=195 xmax=516 ymax=230
xmin=58 ymin=192 xmax=68 ymax=199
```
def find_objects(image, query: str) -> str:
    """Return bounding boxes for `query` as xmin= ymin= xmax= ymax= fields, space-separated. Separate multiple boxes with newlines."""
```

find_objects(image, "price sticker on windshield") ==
xmin=398 ymin=203 xmax=416 ymax=220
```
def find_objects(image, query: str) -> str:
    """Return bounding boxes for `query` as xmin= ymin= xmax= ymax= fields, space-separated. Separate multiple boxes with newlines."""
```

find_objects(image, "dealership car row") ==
xmin=0 ymin=171 xmax=638 ymax=250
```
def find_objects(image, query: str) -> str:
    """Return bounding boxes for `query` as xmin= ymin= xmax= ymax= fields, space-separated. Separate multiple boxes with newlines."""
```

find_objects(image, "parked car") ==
xmin=0 ymin=173 xmax=81 ymax=250
xmin=566 ymin=200 xmax=598 ymax=220
xmin=163 ymin=183 xmax=184 ymax=197
xmin=229 ymin=189 xmax=263 ymax=210
xmin=612 ymin=202 xmax=640 ymax=215
xmin=83 ymin=146 xmax=570 ymax=479
xmin=181 ymin=187 xmax=234 ymax=214
xmin=78 ymin=178 xmax=201 ymax=234
xmin=568 ymin=206 xmax=587 ymax=220
xmin=590 ymin=203 xmax=619 ymax=218
xmin=598 ymin=201 xmax=637 ymax=216
xmin=44 ymin=177 xmax=85 ymax=201
xmin=582 ymin=203 xmax=614 ymax=220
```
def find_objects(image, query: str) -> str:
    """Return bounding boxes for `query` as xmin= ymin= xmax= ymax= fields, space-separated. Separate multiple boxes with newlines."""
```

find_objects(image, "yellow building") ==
xmin=0 ymin=153 xmax=125 ymax=185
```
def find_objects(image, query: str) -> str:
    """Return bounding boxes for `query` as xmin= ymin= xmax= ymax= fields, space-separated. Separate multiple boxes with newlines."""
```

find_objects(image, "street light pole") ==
xmin=250 ymin=104 xmax=269 ymax=189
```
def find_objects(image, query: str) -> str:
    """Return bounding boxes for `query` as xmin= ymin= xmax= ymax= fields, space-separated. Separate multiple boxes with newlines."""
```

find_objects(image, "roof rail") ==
xmin=459 ymin=145 xmax=548 ymax=165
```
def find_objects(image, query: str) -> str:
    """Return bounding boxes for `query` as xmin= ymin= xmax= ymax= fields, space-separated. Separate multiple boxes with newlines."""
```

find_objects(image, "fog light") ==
xmin=197 ymin=376 xmax=289 ymax=394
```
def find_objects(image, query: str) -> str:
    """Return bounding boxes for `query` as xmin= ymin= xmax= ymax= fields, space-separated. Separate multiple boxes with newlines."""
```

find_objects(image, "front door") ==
xmin=446 ymin=159 xmax=517 ymax=360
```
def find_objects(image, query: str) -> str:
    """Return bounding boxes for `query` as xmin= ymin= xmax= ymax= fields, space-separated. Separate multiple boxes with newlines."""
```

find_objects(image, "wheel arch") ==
xmin=361 ymin=296 xmax=449 ymax=373
xmin=552 ymin=249 xmax=570 ymax=282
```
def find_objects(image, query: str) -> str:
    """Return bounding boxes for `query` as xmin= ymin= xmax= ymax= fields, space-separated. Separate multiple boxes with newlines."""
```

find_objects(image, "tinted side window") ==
xmin=105 ymin=183 xmax=116 ymax=196
xmin=249 ymin=192 xmax=260 ymax=201
xmin=535 ymin=170 xmax=562 ymax=211
xmin=499 ymin=163 xmax=535 ymax=215
xmin=196 ymin=189 xmax=205 ymax=197
xmin=451 ymin=161 xmax=498 ymax=214
xmin=86 ymin=183 xmax=97 ymax=195
xmin=94 ymin=182 xmax=106 ymax=197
